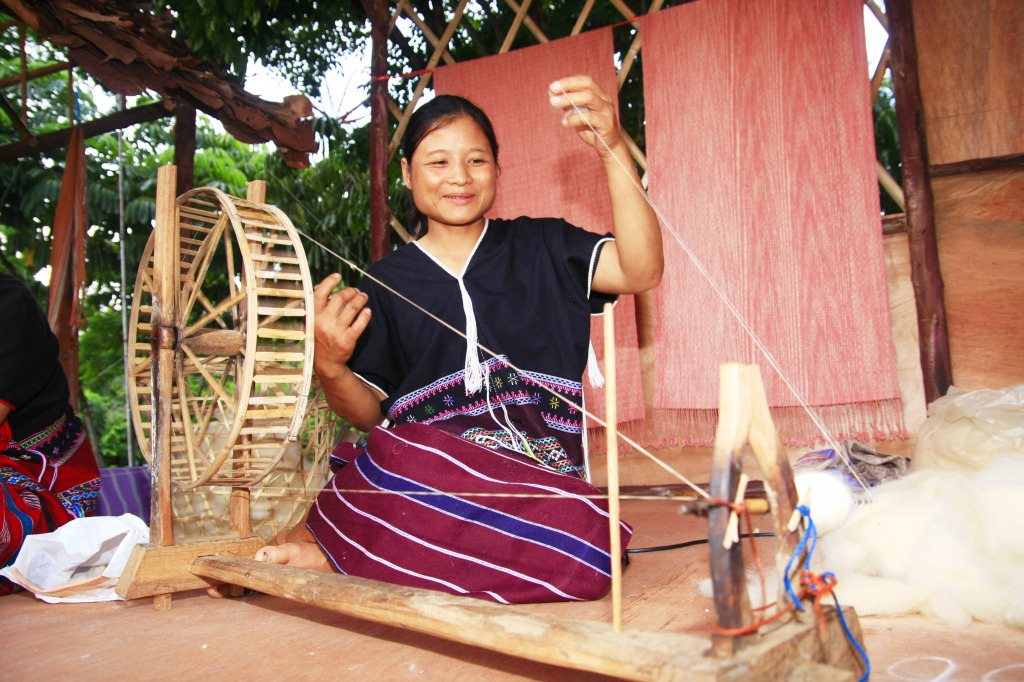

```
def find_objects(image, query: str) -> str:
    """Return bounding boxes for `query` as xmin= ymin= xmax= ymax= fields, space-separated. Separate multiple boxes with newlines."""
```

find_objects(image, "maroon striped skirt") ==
xmin=307 ymin=423 xmax=631 ymax=604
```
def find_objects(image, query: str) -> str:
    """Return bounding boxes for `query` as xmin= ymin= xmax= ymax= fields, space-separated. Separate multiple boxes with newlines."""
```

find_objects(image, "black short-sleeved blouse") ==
xmin=0 ymin=275 xmax=70 ymax=440
xmin=348 ymin=216 xmax=615 ymax=477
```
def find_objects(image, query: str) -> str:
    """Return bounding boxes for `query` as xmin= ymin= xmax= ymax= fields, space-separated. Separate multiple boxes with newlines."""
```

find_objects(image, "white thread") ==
xmin=457 ymin=276 xmax=484 ymax=393
xmin=587 ymin=341 xmax=605 ymax=388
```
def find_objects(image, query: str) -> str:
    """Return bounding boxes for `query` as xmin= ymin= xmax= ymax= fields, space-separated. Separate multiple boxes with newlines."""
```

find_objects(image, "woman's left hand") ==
xmin=548 ymin=75 xmax=624 ymax=158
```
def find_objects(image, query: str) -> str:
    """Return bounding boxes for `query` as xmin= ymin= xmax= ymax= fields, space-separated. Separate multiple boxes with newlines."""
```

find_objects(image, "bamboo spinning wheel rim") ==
xmin=128 ymin=187 xmax=316 ymax=489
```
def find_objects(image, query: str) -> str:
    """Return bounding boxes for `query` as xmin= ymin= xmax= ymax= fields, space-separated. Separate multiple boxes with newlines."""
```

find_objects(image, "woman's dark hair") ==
xmin=403 ymin=95 xmax=499 ymax=239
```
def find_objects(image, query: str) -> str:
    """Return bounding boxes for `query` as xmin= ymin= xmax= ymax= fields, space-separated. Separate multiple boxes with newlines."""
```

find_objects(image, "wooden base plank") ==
xmin=115 ymin=536 xmax=265 ymax=600
xmin=190 ymin=556 xmax=865 ymax=682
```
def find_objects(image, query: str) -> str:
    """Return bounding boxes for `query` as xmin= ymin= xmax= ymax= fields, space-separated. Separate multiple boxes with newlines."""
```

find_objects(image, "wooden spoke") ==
xmin=182 ymin=290 xmax=247 ymax=339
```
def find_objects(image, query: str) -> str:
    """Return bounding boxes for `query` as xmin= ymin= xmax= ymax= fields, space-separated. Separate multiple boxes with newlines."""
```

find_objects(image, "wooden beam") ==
xmin=191 ymin=556 xmax=716 ymax=681
xmin=115 ymin=537 xmax=265 ymax=600
xmin=190 ymin=556 xmax=864 ymax=681
xmin=888 ymin=0 xmax=952 ymax=402
xmin=0 ymin=90 xmax=35 ymax=143
xmin=0 ymin=60 xmax=71 ymax=89
xmin=149 ymin=163 xmax=179 ymax=610
xmin=0 ymin=99 xmax=173 ymax=163
xmin=929 ymin=152 xmax=1024 ymax=178
xmin=708 ymin=364 xmax=754 ymax=657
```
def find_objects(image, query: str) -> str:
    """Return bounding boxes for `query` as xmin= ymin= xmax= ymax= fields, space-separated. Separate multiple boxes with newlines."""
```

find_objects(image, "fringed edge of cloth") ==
xmin=648 ymin=398 xmax=909 ymax=448
xmin=586 ymin=418 xmax=648 ymax=457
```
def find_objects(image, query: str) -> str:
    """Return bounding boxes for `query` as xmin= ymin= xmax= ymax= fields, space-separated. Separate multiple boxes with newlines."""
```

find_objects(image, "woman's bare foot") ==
xmin=255 ymin=541 xmax=334 ymax=572
xmin=204 ymin=518 xmax=329 ymax=597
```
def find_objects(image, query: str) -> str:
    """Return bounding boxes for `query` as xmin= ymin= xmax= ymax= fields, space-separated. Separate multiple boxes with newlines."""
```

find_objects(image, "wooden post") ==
xmin=364 ymin=0 xmax=391 ymax=262
xmin=887 ymin=0 xmax=952 ymax=402
xmin=150 ymin=164 xmax=179 ymax=610
xmin=174 ymin=104 xmax=196 ymax=195
xmin=744 ymin=365 xmax=799 ymax=614
xmin=708 ymin=364 xmax=753 ymax=657
xmin=603 ymin=302 xmax=622 ymax=633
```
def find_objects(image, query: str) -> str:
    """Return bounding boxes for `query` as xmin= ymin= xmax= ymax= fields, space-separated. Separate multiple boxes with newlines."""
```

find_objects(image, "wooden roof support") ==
xmin=0 ymin=90 xmax=35 ymax=144
xmin=364 ymin=0 xmax=392 ymax=262
xmin=0 ymin=60 xmax=71 ymax=89
xmin=0 ymin=98 xmax=173 ymax=163
xmin=887 ymin=0 xmax=952 ymax=402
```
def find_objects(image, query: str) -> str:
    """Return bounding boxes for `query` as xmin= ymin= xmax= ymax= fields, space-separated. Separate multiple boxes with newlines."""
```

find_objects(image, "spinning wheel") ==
xmin=117 ymin=167 xmax=340 ymax=608
xmin=127 ymin=182 xmax=315 ymax=489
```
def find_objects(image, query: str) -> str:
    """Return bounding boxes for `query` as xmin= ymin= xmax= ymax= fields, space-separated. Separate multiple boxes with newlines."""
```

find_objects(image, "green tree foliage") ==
xmin=873 ymin=75 xmax=902 ymax=215
xmin=155 ymin=0 xmax=368 ymax=96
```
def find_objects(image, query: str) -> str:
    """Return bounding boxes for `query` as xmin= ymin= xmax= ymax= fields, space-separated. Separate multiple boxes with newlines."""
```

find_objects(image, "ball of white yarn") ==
xmin=793 ymin=469 xmax=856 ymax=535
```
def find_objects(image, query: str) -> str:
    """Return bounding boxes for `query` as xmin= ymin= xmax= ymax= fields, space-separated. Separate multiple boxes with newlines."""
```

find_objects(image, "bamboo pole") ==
xmin=603 ymin=302 xmax=622 ymax=633
xmin=499 ymin=0 xmax=536 ymax=53
xmin=150 ymin=164 xmax=179 ymax=611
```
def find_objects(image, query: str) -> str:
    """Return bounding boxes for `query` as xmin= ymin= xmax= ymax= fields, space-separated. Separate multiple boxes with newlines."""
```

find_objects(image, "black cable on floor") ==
xmin=626 ymin=531 xmax=776 ymax=555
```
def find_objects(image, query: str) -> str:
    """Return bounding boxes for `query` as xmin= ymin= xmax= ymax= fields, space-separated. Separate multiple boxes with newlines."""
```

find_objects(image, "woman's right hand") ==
xmin=311 ymin=274 xmax=372 ymax=381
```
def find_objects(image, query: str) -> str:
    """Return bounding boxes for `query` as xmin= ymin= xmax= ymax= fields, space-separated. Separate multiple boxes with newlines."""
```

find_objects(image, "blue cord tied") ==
xmin=782 ymin=505 xmax=871 ymax=682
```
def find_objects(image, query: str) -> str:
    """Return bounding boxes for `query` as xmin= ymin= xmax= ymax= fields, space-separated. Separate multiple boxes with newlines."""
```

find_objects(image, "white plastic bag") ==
xmin=913 ymin=383 xmax=1024 ymax=474
xmin=0 ymin=513 xmax=148 ymax=603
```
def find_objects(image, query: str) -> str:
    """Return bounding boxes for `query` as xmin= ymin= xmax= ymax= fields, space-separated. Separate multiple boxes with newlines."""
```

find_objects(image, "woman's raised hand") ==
xmin=312 ymin=274 xmax=371 ymax=380
xmin=548 ymin=75 xmax=624 ymax=158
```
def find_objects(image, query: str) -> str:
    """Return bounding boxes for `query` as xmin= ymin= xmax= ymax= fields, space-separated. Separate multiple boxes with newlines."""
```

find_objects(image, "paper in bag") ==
xmin=0 ymin=513 xmax=148 ymax=603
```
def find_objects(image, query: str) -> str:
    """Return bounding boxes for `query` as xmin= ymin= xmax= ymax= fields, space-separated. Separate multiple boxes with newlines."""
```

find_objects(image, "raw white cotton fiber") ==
xmin=819 ymin=384 xmax=1024 ymax=629
xmin=820 ymin=453 xmax=1024 ymax=629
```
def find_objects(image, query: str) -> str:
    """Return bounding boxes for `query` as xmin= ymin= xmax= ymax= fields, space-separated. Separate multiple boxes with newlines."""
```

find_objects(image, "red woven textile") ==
xmin=432 ymin=29 xmax=646 ymax=441
xmin=639 ymin=0 xmax=906 ymax=445
xmin=46 ymin=125 xmax=88 ymax=409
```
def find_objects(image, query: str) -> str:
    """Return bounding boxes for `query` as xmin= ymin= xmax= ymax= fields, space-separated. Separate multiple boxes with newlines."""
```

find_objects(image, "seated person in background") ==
xmin=0 ymin=274 xmax=100 ymax=596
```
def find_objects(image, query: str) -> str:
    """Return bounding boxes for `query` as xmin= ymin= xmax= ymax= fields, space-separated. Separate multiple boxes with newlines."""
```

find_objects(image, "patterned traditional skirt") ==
xmin=306 ymin=423 xmax=631 ymax=604
xmin=1 ymin=406 xmax=100 ymax=596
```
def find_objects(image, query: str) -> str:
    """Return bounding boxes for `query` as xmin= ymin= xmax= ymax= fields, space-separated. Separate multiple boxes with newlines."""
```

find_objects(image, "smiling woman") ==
xmin=226 ymin=76 xmax=662 ymax=606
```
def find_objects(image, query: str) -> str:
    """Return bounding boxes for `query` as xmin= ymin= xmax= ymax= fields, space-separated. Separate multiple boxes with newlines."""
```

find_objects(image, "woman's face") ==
xmin=402 ymin=115 xmax=497 ymax=234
